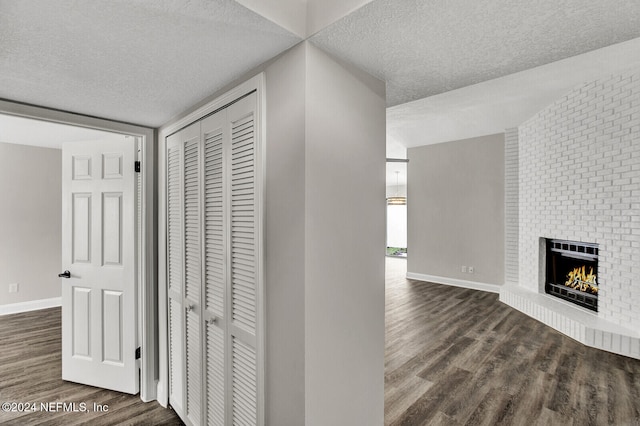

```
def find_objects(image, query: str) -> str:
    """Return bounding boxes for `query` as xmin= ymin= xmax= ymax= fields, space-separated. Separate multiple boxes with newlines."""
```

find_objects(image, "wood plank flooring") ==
xmin=0 ymin=307 xmax=183 ymax=426
xmin=3 ymin=261 xmax=639 ymax=425
xmin=385 ymin=257 xmax=640 ymax=426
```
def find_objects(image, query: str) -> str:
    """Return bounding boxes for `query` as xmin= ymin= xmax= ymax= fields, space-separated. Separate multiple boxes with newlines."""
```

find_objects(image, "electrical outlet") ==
xmin=468 ymin=266 xmax=474 ymax=274
xmin=8 ymin=283 xmax=19 ymax=293
xmin=461 ymin=266 xmax=467 ymax=273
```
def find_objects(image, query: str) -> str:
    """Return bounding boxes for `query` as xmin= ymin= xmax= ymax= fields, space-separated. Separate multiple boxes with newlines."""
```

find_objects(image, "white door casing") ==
xmin=61 ymin=139 xmax=138 ymax=394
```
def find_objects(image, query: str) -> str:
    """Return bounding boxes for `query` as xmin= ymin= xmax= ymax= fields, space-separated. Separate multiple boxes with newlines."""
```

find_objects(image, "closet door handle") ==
xmin=186 ymin=304 xmax=194 ymax=312
xmin=58 ymin=270 xmax=71 ymax=279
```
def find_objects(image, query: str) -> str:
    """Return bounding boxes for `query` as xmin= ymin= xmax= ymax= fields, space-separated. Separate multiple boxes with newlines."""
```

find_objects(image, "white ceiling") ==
xmin=310 ymin=0 xmax=640 ymax=107
xmin=387 ymin=38 xmax=640 ymax=155
xmin=2 ymin=0 xmax=640 ymax=158
xmin=0 ymin=0 xmax=301 ymax=127
xmin=0 ymin=114 xmax=126 ymax=149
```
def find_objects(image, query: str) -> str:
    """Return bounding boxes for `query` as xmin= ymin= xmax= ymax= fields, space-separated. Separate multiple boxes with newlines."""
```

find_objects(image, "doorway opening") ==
xmin=386 ymin=159 xmax=408 ymax=258
xmin=0 ymin=100 xmax=156 ymax=402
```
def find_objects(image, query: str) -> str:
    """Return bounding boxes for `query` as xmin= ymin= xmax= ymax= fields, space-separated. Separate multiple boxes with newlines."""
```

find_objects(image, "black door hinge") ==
xmin=135 ymin=161 xmax=141 ymax=173
xmin=135 ymin=347 xmax=141 ymax=360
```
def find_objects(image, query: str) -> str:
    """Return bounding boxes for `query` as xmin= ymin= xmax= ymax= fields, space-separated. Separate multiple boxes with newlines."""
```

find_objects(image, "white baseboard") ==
xmin=406 ymin=272 xmax=500 ymax=294
xmin=0 ymin=297 xmax=62 ymax=316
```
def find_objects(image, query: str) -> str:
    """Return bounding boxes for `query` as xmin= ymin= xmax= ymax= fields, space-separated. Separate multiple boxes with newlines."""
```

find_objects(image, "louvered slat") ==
xmin=184 ymin=140 xmax=200 ymax=302
xmin=206 ymin=322 xmax=225 ymax=426
xmin=186 ymin=309 xmax=201 ymax=425
xmin=230 ymin=116 xmax=256 ymax=333
xmin=167 ymin=147 xmax=182 ymax=293
xmin=232 ymin=337 xmax=257 ymax=426
xmin=205 ymin=132 xmax=225 ymax=318
xmin=169 ymin=299 xmax=183 ymax=405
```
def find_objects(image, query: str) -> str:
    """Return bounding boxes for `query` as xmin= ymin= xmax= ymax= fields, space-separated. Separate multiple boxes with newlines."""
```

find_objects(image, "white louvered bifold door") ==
xmin=166 ymin=129 xmax=185 ymax=418
xmin=201 ymin=109 xmax=228 ymax=426
xmin=183 ymin=125 xmax=202 ymax=426
xmin=226 ymin=93 xmax=261 ymax=426
xmin=167 ymin=122 xmax=202 ymax=425
xmin=167 ymin=91 xmax=262 ymax=426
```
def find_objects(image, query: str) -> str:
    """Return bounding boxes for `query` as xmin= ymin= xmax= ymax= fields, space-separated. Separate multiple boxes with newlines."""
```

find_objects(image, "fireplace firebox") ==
xmin=545 ymin=239 xmax=599 ymax=312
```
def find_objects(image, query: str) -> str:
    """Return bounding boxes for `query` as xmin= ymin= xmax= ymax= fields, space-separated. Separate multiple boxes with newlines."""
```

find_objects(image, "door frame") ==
xmin=156 ymin=73 xmax=266 ymax=415
xmin=0 ymin=99 xmax=158 ymax=402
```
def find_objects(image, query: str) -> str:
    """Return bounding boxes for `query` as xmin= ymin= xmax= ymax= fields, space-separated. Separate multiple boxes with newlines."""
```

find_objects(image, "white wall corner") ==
xmin=504 ymin=127 xmax=519 ymax=286
xmin=235 ymin=0 xmax=307 ymax=38
xmin=306 ymin=0 xmax=376 ymax=36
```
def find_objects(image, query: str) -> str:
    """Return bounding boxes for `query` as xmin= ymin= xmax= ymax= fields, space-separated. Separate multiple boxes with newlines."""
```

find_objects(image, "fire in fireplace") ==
xmin=545 ymin=239 xmax=599 ymax=312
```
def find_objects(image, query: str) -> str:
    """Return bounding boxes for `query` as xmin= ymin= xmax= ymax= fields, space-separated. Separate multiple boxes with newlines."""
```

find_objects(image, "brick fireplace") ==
xmin=501 ymin=70 xmax=640 ymax=359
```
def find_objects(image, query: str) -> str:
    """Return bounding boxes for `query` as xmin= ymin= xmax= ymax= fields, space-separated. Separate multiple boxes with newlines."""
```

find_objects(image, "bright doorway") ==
xmin=386 ymin=159 xmax=407 ymax=258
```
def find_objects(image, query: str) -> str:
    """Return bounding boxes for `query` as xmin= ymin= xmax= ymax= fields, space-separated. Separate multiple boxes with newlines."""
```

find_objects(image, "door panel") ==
xmin=231 ymin=337 xmax=257 ymax=425
xmin=72 ymin=193 xmax=92 ymax=263
xmin=186 ymin=309 xmax=201 ymax=425
xmin=72 ymin=287 xmax=91 ymax=358
xmin=203 ymin=124 xmax=225 ymax=320
xmin=72 ymin=155 xmax=92 ymax=180
xmin=103 ymin=153 xmax=123 ymax=179
xmin=102 ymin=289 xmax=124 ymax=364
xmin=183 ymin=133 xmax=202 ymax=426
xmin=206 ymin=323 xmax=225 ymax=426
xmin=166 ymin=122 xmax=200 ymax=422
xmin=167 ymin=146 xmax=184 ymax=296
xmin=169 ymin=298 xmax=184 ymax=411
xmin=201 ymin=110 xmax=228 ymax=426
xmin=184 ymin=138 xmax=201 ymax=305
xmin=61 ymin=139 xmax=138 ymax=394
xmin=102 ymin=192 xmax=123 ymax=266
xmin=167 ymin=131 xmax=185 ymax=416
xmin=227 ymin=94 xmax=259 ymax=425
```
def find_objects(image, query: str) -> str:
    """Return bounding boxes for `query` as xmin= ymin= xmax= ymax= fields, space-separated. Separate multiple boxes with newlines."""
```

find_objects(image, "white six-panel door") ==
xmin=167 ymin=92 xmax=262 ymax=426
xmin=61 ymin=139 xmax=138 ymax=394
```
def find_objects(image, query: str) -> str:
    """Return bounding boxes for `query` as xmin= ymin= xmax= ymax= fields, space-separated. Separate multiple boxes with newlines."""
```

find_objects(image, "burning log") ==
xmin=565 ymin=266 xmax=598 ymax=294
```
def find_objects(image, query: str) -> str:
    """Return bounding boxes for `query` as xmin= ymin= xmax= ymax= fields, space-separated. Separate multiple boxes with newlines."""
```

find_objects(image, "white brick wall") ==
xmin=517 ymin=70 xmax=640 ymax=330
xmin=504 ymin=128 xmax=519 ymax=285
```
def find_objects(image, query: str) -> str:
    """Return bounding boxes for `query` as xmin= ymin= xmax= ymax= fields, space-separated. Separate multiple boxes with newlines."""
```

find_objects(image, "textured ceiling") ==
xmin=387 ymin=38 xmax=640 ymax=155
xmin=0 ymin=0 xmax=301 ymax=127
xmin=3 ymin=0 xmax=640 ymax=154
xmin=0 ymin=114 xmax=126 ymax=149
xmin=311 ymin=0 xmax=640 ymax=107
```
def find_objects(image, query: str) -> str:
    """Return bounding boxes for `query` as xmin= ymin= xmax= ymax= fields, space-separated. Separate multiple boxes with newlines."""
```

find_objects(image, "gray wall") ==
xmin=407 ymin=134 xmax=505 ymax=285
xmin=264 ymin=42 xmax=307 ymax=426
xmin=304 ymin=43 xmax=386 ymax=426
xmin=0 ymin=142 xmax=61 ymax=305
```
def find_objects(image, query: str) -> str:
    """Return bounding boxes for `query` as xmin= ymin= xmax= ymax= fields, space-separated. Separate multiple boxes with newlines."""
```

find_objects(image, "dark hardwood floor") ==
xmin=3 ymin=262 xmax=639 ymax=425
xmin=0 ymin=307 xmax=182 ymax=426
xmin=385 ymin=257 xmax=640 ymax=426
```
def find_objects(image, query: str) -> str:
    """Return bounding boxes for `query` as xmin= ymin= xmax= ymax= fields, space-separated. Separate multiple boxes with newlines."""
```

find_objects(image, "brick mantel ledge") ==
xmin=500 ymin=284 xmax=640 ymax=360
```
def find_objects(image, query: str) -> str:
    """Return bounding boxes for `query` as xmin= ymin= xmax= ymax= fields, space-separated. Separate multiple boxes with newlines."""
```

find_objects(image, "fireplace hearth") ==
xmin=545 ymin=239 xmax=599 ymax=312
